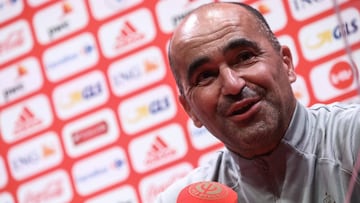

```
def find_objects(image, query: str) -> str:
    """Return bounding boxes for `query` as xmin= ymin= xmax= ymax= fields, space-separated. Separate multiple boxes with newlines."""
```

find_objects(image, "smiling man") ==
xmin=156 ymin=2 xmax=360 ymax=203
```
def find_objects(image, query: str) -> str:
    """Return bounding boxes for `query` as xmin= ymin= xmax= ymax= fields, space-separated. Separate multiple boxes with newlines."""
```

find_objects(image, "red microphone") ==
xmin=177 ymin=181 xmax=238 ymax=203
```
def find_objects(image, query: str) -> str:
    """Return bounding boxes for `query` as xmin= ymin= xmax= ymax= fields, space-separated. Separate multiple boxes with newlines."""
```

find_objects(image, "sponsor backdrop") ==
xmin=1 ymin=0 xmax=360 ymax=202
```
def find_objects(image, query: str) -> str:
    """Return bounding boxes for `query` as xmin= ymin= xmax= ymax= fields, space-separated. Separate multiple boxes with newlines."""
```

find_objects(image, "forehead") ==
xmin=170 ymin=4 xmax=262 ymax=64
xmin=172 ymin=4 xmax=258 ymax=44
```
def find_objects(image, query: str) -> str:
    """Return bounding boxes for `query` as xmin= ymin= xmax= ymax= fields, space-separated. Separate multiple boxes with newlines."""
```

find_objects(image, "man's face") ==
xmin=170 ymin=4 xmax=297 ymax=158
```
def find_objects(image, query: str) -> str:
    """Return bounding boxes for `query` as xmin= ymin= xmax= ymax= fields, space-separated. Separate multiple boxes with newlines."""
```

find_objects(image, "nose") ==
xmin=220 ymin=66 xmax=245 ymax=95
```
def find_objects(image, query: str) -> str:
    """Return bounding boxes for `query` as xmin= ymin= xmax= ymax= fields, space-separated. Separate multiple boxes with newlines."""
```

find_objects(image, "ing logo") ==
xmin=108 ymin=46 xmax=166 ymax=97
xmin=8 ymin=132 xmax=63 ymax=180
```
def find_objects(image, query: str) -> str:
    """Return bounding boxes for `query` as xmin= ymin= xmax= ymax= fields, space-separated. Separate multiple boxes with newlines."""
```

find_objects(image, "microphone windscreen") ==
xmin=176 ymin=181 xmax=238 ymax=203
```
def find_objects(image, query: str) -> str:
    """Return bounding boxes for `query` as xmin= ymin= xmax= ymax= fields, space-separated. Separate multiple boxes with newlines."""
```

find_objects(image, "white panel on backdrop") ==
xmin=8 ymin=132 xmax=63 ymax=181
xmin=108 ymin=46 xmax=166 ymax=97
xmin=310 ymin=49 xmax=360 ymax=101
xmin=62 ymin=108 xmax=119 ymax=158
xmin=52 ymin=70 xmax=109 ymax=120
xmin=88 ymin=0 xmax=144 ymax=20
xmin=17 ymin=169 xmax=73 ymax=203
xmin=33 ymin=0 xmax=89 ymax=45
xmin=98 ymin=8 xmax=156 ymax=58
xmin=129 ymin=123 xmax=188 ymax=173
xmin=119 ymin=85 xmax=177 ymax=135
xmin=85 ymin=185 xmax=139 ymax=203
xmin=0 ymin=20 xmax=33 ymax=66
xmin=72 ymin=147 xmax=129 ymax=196
xmin=0 ymin=57 xmax=43 ymax=106
xmin=289 ymin=0 xmax=348 ymax=21
xmin=1 ymin=94 xmax=53 ymax=143
xmin=0 ymin=0 xmax=23 ymax=24
xmin=299 ymin=8 xmax=360 ymax=61
xmin=42 ymin=32 xmax=99 ymax=82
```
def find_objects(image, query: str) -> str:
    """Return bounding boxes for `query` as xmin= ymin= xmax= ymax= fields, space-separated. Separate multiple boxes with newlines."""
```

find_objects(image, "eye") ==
xmin=236 ymin=51 xmax=256 ymax=64
xmin=194 ymin=70 xmax=218 ymax=86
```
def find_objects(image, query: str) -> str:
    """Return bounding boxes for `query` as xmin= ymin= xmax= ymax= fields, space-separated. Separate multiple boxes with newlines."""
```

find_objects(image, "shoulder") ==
xmin=307 ymin=102 xmax=360 ymax=165
xmin=305 ymin=102 xmax=360 ymax=125
xmin=309 ymin=102 xmax=360 ymax=115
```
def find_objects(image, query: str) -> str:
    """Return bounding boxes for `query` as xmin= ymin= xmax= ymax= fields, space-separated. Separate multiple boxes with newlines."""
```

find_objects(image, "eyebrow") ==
xmin=186 ymin=38 xmax=260 ymax=82
xmin=223 ymin=38 xmax=261 ymax=54
xmin=187 ymin=57 xmax=210 ymax=82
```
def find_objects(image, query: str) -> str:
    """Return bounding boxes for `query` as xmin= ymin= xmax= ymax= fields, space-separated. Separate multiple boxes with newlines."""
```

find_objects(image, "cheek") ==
xmin=189 ymin=87 xmax=219 ymax=114
xmin=254 ymin=61 xmax=288 ymax=87
xmin=246 ymin=64 xmax=276 ymax=89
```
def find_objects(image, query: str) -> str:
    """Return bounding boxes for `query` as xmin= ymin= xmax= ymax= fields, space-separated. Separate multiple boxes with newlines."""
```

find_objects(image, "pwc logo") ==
xmin=52 ymin=71 xmax=109 ymax=120
xmin=288 ymin=0 xmax=348 ymax=21
xmin=118 ymin=85 xmax=177 ymax=135
xmin=8 ymin=132 xmax=63 ymax=180
xmin=85 ymin=185 xmax=139 ymax=203
xmin=108 ymin=46 xmax=166 ymax=97
xmin=62 ymin=108 xmax=119 ymax=158
xmin=33 ymin=0 xmax=88 ymax=44
xmin=155 ymin=0 xmax=213 ymax=34
xmin=251 ymin=0 xmax=287 ymax=33
xmin=42 ymin=32 xmax=99 ymax=82
xmin=88 ymin=0 xmax=143 ymax=20
xmin=310 ymin=49 xmax=360 ymax=101
xmin=299 ymin=8 xmax=360 ymax=61
xmin=72 ymin=147 xmax=129 ymax=196
xmin=139 ymin=162 xmax=193 ymax=203
xmin=0 ymin=94 xmax=53 ymax=143
xmin=187 ymin=119 xmax=221 ymax=150
xmin=17 ymin=170 xmax=73 ymax=203
xmin=0 ymin=157 xmax=8 ymax=189
xmin=0 ymin=57 xmax=43 ymax=106
xmin=98 ymin=8 xmax=156 ymax=58
xmin=0 ymin=0 xmax=23 ymax=24
xmin=129 ymin=124 xmax=187 ymax=173
xmin=0 ymin=20 xmax=33 ymax=65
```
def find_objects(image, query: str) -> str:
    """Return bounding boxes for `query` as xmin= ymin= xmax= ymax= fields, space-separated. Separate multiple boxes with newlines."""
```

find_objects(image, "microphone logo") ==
xmin=188 ymin=182 xmax=228 ymax=200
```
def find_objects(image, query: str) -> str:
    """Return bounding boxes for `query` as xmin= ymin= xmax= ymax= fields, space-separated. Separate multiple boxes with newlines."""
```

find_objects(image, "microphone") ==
xmin=176 ymin=181 xmax=238 ymax=203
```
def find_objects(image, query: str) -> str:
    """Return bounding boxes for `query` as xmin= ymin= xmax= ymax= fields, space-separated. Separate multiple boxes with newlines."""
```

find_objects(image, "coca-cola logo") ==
xmin=329 ymin=61 xmax=354 ymax=89
xmin=23 ymin=179 xmax=63 ymax=203
xmin=0 ymin=29 xmax=24 ymax=56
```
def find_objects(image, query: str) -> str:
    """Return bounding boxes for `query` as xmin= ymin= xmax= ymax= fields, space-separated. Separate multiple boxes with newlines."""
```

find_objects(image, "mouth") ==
xmin=226 ymin=97 xmax=261 ymax=121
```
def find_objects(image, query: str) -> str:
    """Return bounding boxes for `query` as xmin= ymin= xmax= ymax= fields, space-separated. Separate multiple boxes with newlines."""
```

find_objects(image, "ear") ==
xmin=179 ymin=95 xmax=203 ymax=128
xmin=281 ymin=46 xmax=297 ymax=83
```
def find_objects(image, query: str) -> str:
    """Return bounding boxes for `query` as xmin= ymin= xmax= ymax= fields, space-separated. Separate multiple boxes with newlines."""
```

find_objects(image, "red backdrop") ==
xmin=1 ymin=0 xmax=360 ymax=202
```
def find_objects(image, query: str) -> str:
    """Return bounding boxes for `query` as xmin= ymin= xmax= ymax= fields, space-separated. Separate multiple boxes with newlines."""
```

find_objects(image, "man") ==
xmin=156 ymin=2 xmax=360 ymax=203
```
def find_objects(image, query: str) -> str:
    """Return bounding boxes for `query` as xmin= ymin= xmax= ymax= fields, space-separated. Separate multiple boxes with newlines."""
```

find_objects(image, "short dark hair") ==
xmin=168 ymin=2 xmax=281 ymax=96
